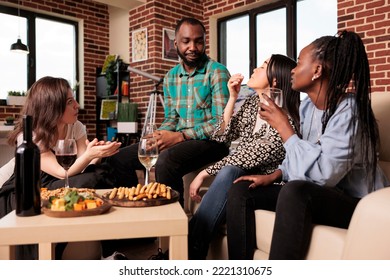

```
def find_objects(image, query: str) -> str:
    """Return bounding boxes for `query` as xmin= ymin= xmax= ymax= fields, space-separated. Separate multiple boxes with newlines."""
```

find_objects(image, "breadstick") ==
xmin=135 ymin=183 xmax=142 ymax=195
xmin=133 ymin=193 xmax=148 ymax=201
xmin=155 ymin=183 xmax=161 ymax=195
xmin=118 ymin=187 xmax=125 ymax=199
xmin=128 ymin=187 xmax=136 ymax=200
xmin=148 ymin=182 xmax=159 ymax=195
xmin=160 ymin=184 xmax=167 ymax=194
xmin=109 ymin=188 xmax=118 ymax=199
xmin=145 ymin=182 xmax=154 ymax=194
xmin=166 ymin=187 xmax=171 ymax=200
xmin=140 ymin=184 xmax=148 ymax=194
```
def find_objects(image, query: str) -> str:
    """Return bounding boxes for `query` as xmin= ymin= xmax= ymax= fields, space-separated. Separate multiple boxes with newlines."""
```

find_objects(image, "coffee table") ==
xmin=0 ymin=199 xmax=188 ymax=260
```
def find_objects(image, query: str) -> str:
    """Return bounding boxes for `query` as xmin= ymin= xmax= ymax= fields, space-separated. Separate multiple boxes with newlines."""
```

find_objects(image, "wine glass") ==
xmin=138 ymin=135 xmax=159 ymax=186
xmin=55 ymin=139 xmax=77 ymax=188
xmin=259 ymin=87 xmax=283 ymax=144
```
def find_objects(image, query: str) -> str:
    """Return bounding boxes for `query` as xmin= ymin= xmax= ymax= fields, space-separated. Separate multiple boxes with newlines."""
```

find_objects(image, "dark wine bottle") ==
xmin=15 ymin=115 xmax=41 ymax=216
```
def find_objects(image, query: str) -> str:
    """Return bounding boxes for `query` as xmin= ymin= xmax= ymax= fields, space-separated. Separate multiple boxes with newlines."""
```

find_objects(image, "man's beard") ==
xmin=177 ymin=47 xmax=204 ymax=68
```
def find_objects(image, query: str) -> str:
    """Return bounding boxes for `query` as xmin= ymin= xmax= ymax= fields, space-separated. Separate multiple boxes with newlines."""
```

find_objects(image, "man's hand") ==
xmin=153 ymin=130 xmax=184 ymax=151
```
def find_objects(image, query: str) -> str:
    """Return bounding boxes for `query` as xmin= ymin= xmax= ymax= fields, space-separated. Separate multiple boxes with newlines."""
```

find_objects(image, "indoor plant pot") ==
xmin=117 ymin=102 xmax=138 ymax=133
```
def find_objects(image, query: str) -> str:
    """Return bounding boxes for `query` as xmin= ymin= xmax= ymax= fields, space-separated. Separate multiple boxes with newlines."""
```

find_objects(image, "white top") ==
xmin=16 ymin=120 xmax=86 ymax=150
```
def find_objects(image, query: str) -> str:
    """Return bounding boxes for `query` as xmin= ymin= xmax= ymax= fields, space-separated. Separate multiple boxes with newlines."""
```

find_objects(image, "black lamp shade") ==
xmin=10 ymin=38 xmax=29 ymax=54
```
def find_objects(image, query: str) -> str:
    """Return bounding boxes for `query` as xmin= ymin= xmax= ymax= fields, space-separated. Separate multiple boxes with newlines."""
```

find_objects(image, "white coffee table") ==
xmin=0 ymin=200 xmax=188 ymax=260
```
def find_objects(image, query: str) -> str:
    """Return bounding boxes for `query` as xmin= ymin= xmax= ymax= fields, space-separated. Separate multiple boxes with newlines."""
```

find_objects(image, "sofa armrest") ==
xmin=342 ymin=187 xmax=390 ymax=259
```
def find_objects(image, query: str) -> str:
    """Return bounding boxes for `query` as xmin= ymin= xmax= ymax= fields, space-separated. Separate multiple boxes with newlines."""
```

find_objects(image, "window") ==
xmin=218 ymin=0 xmax=337 ymax=78
xmin=0 ymin=5 xmax=78 ymax=100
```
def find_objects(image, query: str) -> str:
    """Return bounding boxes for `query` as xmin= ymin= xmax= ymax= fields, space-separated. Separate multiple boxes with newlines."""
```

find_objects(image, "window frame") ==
xmin=218 ymin=0 xmax=297 ymax=75
xmin=0 ymin=4 xmax=79 ymax=100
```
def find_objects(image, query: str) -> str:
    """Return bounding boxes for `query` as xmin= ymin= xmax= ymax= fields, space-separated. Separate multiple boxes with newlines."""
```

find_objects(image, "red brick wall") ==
xmin=338 ymin=0 xmax=390 ymax=93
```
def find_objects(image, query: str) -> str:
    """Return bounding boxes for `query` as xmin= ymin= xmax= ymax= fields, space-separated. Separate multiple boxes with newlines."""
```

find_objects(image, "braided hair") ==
xmin=311 ymin=31 xmax=379 ymax=190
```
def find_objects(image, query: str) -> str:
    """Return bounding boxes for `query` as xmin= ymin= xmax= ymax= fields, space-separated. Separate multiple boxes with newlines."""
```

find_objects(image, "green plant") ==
xmin=117 ymin=103 xmax=138 ymax=122
xmin=8 ymin=91 xmax=26 ymax=96
xmin=105 ymin=60 xmax=118 ymax=96
xmin=5 ymin=116 xmax=15 ymax=124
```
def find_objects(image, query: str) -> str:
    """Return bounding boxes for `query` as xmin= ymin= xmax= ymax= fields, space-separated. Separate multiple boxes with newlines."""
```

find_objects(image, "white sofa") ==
xmin=183 ymin=92 xmax=390 ymax=260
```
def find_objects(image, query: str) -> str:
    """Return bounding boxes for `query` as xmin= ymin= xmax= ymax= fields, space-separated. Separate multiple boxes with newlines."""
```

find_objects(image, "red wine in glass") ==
xmin=55 ymin=139 xmax=77 ymax=188
xmin=56 ymin=154 xmax=77 ymax=170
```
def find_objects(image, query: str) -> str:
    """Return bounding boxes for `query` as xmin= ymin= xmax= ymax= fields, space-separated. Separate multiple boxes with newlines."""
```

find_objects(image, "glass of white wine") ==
xmin=138 ymin=135 xmax=159 ymax=186
xmin=259 ymin=87 xmax=283 ymax=144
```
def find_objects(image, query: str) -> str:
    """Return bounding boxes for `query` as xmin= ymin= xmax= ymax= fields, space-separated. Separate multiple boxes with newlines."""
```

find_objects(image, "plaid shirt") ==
xmin=160 ymin=55 xmax=230 ymax=140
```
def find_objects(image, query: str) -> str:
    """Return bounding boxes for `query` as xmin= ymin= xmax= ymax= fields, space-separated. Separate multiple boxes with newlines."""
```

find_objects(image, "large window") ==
xmin=0 ymin=5 xmax=78 ymax=100
xmin=218 ymin=0 xmax=337 ymax=79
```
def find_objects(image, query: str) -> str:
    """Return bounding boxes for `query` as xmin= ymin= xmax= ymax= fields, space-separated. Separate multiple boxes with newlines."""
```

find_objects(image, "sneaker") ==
xmin=102 ymin=251 xmax=128 ymax=260
xmin=148 ymin=248 xmax=169 ymax=260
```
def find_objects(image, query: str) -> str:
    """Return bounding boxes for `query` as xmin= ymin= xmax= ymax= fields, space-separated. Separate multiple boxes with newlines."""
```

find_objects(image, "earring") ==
xmin=311 ymin=75 xmax=317 ymax=81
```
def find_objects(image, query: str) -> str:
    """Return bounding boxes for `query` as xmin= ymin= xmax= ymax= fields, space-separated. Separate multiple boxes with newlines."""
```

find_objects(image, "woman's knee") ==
xmin=277 ymin=180 xmax=314 ymax=208
xmin=219 ymin=165 xmax=245 ymax=178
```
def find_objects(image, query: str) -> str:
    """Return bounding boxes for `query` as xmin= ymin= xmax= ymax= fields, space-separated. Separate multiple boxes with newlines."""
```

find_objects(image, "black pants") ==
xmin=106 ymin=140 xmax=229 ymax=205
xmin=226 ymin=180 xmax=360 ymax=260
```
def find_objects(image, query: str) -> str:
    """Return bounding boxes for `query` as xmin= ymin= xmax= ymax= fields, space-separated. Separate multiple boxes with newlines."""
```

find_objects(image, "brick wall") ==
xmin=338 ymin=0 xmax=390 ymax=93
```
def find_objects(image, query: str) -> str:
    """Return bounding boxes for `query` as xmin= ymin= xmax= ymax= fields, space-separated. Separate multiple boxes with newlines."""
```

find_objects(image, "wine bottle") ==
xmin=15 ymin=115 xmax=41 ymax=216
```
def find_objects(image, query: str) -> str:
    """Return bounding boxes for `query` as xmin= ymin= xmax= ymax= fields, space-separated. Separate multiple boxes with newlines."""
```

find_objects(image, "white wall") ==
xmin=109 ymin=6 xmax=130 ymax=63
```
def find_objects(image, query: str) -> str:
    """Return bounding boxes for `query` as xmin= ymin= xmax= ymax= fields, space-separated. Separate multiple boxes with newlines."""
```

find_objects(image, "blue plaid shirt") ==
xmin=160 ymin=55 xmax=230 ymax=140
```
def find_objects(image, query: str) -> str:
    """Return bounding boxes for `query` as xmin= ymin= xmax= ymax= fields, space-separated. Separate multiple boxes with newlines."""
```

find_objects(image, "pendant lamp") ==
xmin=10 ymin=0 xmax=29 ymax=54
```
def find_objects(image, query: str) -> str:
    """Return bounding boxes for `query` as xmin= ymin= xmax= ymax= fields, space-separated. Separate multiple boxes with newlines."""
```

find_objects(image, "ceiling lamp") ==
xmin=10 ymin=0 xmax=29 ymax=54
xmin=10 ymin=37 xmax=29 ymax=54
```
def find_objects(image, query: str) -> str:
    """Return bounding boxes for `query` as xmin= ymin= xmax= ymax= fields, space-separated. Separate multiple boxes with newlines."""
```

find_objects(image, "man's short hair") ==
xmin=175 ymin=17 xmax=206 ymax=35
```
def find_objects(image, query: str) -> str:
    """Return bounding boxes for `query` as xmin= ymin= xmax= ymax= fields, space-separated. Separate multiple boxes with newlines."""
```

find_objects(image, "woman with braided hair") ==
xmin=226 ymin=30 xmax=389 ymax=260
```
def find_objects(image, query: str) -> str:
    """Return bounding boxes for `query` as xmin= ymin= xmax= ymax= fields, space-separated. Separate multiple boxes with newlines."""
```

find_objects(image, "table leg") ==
xmin=159 ymin=236 xmax=169 ymax=252
xmin=38 ymin=242 xmax=54 ymax=260
xmin=169 ymin=235 xmax=187 ymax=260
xmin=0 ymin=245 xmax=11 ymax=260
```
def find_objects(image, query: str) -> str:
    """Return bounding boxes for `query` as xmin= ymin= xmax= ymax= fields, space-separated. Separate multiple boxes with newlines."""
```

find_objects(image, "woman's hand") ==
xmin=234 ymin=170 xmax=282 ymax=189
xmin=259 ymin=94 xmax=295 ymax=142
xmin=228 ymin=74 xmax=244 ymax=100
xmin=189 ymin=170 xmax=209 ymax=203
xmin=84 ymin=138 xmax=122 ymax=160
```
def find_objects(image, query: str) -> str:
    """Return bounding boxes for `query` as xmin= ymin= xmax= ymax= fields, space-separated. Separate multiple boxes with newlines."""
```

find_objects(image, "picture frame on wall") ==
xmin=100 ymin=99 xmax=118 ymax=120
xmin=132 ymin=27 xmax=148 ymax=62
xmin=162 ymin=28 xmax=179 ymax=62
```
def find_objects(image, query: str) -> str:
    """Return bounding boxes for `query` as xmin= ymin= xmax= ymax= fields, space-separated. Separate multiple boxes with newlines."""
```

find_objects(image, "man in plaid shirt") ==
xmin=108 ymin=18 xmax=230 ymax=205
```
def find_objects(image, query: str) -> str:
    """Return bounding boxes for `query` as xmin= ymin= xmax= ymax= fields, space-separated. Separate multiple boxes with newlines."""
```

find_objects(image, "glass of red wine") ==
xmin=55 ymin=139 xmax=77 ymax=188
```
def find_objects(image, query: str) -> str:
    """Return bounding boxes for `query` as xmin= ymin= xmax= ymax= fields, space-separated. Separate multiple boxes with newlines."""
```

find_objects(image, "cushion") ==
xmin=0 ymin=158 xmax=15 ymax=188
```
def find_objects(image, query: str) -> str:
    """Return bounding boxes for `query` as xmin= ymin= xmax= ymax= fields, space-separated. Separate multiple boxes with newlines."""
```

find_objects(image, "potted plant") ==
xmin=5 ymin=116 xmax=15 ymax=125
xmin=117 ymin=102 xmax=138 ymax=133
xmin=7 ymin=91 xmax=27 ymax=106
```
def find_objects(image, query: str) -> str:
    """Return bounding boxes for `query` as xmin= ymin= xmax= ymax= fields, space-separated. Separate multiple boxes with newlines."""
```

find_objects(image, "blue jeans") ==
xmin=188 ymin=165 xmax=246 ymax=259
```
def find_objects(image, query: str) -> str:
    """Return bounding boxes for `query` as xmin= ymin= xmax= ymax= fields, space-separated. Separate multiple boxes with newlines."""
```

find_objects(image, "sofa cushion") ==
xmin=254 ymin=210 xmax=275 ymax=255
xmin=0 ymin=158 xmax=14 ymax=188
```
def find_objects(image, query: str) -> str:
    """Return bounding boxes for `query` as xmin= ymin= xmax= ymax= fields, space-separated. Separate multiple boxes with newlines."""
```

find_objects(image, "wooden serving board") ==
xmin=41 ymin=198 xmax=111 ymax=218
xmin=99 ymin=189 xmax=179 ymax=207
